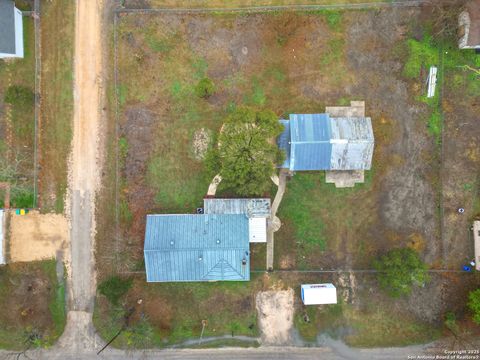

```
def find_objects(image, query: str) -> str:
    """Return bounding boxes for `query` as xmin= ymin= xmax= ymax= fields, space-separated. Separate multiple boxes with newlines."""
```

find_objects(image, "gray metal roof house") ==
xmin=277 ymin=113 xmax=374 ymax=171
xmin=0 ymin=0 xmax=24 ymax=59
xmin=144 ymin=214 xmax=250 ymax=282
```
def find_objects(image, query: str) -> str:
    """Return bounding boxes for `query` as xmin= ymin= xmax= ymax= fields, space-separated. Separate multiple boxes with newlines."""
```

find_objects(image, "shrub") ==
xmin=468 ymin=289 xmax=480 ymax=325
xmin=195 ymin=77 xmax=215 ymax=98
xmin=98 ymin=276 xmax=133 ymax=305
xmin=4 ymin=85 xmax=34 ymax=108
xmin=373 ymin=247 xmax=429 ymax=298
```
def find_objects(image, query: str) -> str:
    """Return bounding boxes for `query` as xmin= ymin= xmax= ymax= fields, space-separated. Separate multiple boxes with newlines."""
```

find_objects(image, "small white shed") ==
xmin=301 ymin=283 xmax=337 ymax=305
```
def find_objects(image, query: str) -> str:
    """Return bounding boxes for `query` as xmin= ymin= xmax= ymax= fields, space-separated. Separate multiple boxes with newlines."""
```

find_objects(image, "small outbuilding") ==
xmin=0 ymin=0 xmax=24 ymax=59
xmin=277 ymin=112 xmax=374 ymax=172
xmin=301 ymin=283 xmax=338 ymax=305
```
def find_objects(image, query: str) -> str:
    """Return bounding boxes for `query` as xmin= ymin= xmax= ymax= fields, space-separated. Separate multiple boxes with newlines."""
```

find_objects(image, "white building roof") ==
xmin=301 ymin=283 xmax=337 ymax=305
xmin=249 ymin=217 xmax=267 ymax=243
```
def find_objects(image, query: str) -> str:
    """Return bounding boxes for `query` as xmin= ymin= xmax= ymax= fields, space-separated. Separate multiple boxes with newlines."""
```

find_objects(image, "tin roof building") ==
xmin=277 ymin=113 xmax=374 ymax=171
xmin=144 ymin=214 xmax=250 ymax=282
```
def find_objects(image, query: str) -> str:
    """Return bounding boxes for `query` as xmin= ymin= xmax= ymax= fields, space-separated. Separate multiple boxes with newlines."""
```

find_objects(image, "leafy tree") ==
xmin=373 ymin=247 xmax=429 ymax=298
xmin=468 ymin=289 xmax=480 ymax=325
xmin=195 ymin=77 xmax=215 ymax=98
xmin=98 ymin=276 xmax=133 ymax=305
xmin=207 ymin=106 xmax=284 ymax=196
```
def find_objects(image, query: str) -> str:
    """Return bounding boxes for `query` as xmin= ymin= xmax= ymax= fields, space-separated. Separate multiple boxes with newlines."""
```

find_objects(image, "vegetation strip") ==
xmin=116 ymin=0 xmax=426 ymax=13
xmin=32 ymin=0 xmax=40 ymax=208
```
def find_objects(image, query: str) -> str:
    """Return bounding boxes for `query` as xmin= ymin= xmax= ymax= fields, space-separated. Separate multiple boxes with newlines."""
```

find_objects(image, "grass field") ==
xmin=0 ymin=18 xmax=36 ymax=208
xmin=0 ymin=260 xmax=66 ymax=349
xmin=38 ymin=0 xmax=75 ymax=213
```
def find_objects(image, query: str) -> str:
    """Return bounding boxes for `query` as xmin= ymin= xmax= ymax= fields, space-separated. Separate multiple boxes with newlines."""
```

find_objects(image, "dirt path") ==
xmin=56 ymin=0 xmax=104 ymax=353
xmin=267 ymin=169 xmax=288 ymax=269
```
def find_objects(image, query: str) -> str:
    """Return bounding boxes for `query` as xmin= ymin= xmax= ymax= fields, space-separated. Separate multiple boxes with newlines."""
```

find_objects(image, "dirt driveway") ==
xmin=56 ymin=0 xmax=105 ymax=354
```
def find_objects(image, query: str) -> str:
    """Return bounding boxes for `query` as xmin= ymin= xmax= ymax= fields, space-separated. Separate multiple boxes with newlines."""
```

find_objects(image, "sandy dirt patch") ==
xmin=192 ymin=128 xmax=211 ymax=160
xmin=9 ymin=210 xmax=68 ymax=262
xmin=255 ymin=288 xmax=294 ymax=345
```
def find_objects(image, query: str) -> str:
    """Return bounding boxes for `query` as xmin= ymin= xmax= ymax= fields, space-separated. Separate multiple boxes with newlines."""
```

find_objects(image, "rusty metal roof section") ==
xmin=203 ymin=198 xmax=271 ymax=218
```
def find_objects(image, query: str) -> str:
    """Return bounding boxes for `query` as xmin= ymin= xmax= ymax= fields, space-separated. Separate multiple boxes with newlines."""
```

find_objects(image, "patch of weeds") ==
xmin=118 ymin=83 xmax=127 ymax=107
xmin=276 ymin=34 xmax=288 ymax=47
xmin=195 ymin=77 xmax=216 ymax=99
xmin=49 ymin=281 xmax=66 ymax=338
xmin=118 ymin=136 xmax=128 ymax=166
xmin=323 ymin=10 xmax=342 ymax=30
xmin=147 ymin=156 xmax=207 ymax=211
xmin=245 ymin=77 xmax=266 ymax=106
xmin=321 ymin=37 xmax=344 ymax=67
xmin=98 ymin=276 xmax=133 ymax=306
xmin=263 ymin=66 xmax=286 ymax=82
xmin=119 ymin=198 xmax=133 ymax=225
xmin=192 ymin=57 xmax=208 ymax=79
xmin=427 ymin=108 xmax=442 ymax=140
xmin=10 ymin=187 xmax=34 ymax=208
xmin=403 ymin=35 xmax=438 ymax=78
xmin=279 ymin=174 xmax=327 ymax=250
xmin=145 ymin=33 xmax=175 ymax=54
xmin=337 ymin=97 xmax=350 ymax=106
xmin=4 ymin=85 xmax=34 ymax=108
xmin=295 ymin=306 xmax=318 ymax=341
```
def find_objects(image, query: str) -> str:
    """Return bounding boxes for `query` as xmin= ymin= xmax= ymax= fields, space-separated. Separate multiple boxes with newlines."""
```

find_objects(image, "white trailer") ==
xmin=301 ymin=283 xmax=337 ymax=305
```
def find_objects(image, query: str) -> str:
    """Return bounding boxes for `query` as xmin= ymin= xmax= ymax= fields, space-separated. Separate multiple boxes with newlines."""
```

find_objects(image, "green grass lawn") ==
xmin=0 ymin=17 xmax=36 ymax=208
xmin=94 ymin=275 xmax=263 ymax=348
xmin=39 ymin=0 xmax=75 ymax=213
xmin=0 ymin=260 xmax=66 ymax=349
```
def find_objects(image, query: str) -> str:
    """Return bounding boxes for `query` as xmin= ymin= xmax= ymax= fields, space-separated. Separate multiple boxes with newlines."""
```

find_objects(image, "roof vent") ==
xmin=170 ymin=240 xmax=174 ymax=246
xmin=198 ymin=254 xmax=203 ymax=261
xmin=216 ymin=239 xmax=221 ymax=245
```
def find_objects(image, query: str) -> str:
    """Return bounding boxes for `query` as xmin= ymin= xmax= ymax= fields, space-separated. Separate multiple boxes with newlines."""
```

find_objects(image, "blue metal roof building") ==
xmin=144 ymin=214 xmax=250 ymax=282
xmin=277 ymin=114 xmax=374 ymax=171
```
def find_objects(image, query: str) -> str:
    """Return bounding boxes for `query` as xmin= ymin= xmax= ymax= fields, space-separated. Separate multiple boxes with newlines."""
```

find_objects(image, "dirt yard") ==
xmin=8 ymin=211 xmax=68 ymax=262
xmin=256 ymin=289 xmax=294 ymax=345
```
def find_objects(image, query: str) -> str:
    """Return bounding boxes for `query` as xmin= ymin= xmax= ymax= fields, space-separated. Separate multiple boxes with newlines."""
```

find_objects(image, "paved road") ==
xmin=1 ymin=343 xmax=434 ymax=360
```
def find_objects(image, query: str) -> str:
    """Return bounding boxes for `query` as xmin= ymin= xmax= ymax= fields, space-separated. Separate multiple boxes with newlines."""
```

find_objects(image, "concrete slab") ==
xmin=326 ymin=100 xmax=365 ymax=117
xmin=325 ymin=170 xmax=365 ymax=188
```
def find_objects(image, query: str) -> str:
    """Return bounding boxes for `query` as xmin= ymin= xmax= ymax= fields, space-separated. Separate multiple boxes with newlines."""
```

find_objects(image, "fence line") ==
xmin=116 ymin=0 xmax=428 ymax=14
xmin=119 ymin=269 xmax=473 ymax=275
xmin=32 ymin=0 xmax=41 ymax=208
